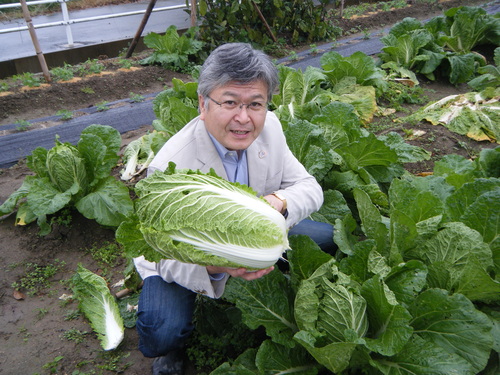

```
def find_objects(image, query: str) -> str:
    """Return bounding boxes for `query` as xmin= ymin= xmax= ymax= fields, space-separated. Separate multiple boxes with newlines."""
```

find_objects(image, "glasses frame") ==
xmin=206 ymin=95 xmax=267 ymax=113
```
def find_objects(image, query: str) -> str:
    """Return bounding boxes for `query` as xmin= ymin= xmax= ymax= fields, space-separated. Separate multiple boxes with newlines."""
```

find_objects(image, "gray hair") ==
xmin=197 ymin=43 xmax=279 ymax=102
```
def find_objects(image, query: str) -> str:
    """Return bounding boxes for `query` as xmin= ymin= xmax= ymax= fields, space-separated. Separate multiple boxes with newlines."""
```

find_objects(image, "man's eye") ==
xmin=222 ymin=101 xmax=238 ymax=107
xmin=250 ymin=102 xmax=263 ymax=109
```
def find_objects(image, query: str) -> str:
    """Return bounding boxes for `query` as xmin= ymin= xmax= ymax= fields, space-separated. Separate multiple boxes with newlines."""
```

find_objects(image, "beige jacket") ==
xmin=134 ymin=111 xmax=323 ymax=298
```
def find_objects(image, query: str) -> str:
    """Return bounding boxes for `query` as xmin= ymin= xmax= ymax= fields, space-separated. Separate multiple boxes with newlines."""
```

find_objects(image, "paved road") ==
xmin=0 ymin=0 xmax=191 ymax=62
xmin=0 ymin=1 xmax=498 ymax=168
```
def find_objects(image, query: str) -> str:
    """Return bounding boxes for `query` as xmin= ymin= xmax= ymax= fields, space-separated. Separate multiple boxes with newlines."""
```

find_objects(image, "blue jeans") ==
xmin=136 ymin=276 xmax=196 ymax=357
xmin=289 ymin=218 xmax=336 ymax=254
xmin=136 ymin=219 xmax=334 ymax=357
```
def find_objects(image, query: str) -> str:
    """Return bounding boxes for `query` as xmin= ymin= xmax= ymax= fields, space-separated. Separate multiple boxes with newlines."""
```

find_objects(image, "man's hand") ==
xmin=206 ymin=265 xmax=274 ymax=280
xmin=264 ymin=194 xmax=284 ymax=213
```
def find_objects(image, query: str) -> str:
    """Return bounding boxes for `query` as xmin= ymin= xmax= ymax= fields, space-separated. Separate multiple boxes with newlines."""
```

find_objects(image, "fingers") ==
xmin=230 ymin=266 xmax=274 ymax=280
xmin=207 ymin=265 xmax=275 ymax=280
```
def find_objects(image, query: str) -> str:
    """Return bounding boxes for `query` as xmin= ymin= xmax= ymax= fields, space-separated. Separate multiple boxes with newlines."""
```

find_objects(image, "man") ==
xmin=134 ymin=42 xmax=334 ymax=375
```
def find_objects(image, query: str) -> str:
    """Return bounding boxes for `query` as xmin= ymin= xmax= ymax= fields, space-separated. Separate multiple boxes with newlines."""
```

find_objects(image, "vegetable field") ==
xmin=0 ymin=1 xmax=498 ymax=374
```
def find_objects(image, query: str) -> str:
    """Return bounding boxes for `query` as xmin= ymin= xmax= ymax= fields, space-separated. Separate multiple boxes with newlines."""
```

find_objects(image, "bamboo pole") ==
xmin=125 ymin=0 xmax=157 ymax=58
xmin=251 ymin=0 xmax=277 ymax=43
xmin=190 ymin=0 xmax=197 ymax=27
xmin=20 ymin=0 xmax=51 ymax=83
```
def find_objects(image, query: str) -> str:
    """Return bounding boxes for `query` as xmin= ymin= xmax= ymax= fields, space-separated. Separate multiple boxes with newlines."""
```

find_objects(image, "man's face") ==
xmin=199 ymin=80 xmax=268 ymax=151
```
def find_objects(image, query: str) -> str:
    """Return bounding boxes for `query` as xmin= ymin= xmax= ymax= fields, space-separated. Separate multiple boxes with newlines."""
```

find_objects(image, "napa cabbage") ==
xmin=71 ymin=264 xmax=124 ymax=351
xmin=0 ymin=124 xmax=134 ymax=235
xmin=120 ymin=131 xmax=168 ymax=181
xmin=379 ymin=6 xmax=500 ymax=85
xmin=117 ymin=165 xmax=289 ymax=269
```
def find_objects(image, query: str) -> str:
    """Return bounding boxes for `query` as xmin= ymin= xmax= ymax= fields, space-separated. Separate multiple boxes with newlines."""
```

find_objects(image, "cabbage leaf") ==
xmin=71 ymin=264 xmax=124 ymax=351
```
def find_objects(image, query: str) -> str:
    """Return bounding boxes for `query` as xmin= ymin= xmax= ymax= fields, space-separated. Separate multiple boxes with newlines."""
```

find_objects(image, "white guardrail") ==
xmin=0 ymin=0 xmax=189 ymax=47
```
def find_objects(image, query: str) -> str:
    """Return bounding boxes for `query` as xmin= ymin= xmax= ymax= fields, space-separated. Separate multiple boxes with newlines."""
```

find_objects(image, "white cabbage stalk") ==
xmin=135 ymin=171 xmax=289 ymax=269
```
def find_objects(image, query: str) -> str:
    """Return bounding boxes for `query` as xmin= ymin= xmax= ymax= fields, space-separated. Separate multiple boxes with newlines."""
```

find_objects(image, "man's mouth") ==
xmin=231 ymin=130 xmax=250 ymax=135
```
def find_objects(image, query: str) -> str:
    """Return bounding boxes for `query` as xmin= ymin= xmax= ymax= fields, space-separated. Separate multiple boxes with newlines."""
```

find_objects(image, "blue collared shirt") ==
xmin=208 ymin=133 xmax=249 ymax=185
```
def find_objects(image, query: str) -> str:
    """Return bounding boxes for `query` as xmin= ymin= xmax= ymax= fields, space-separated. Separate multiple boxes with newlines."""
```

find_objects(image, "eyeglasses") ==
xmin=206 ymin=95 xmax=267 ymax=113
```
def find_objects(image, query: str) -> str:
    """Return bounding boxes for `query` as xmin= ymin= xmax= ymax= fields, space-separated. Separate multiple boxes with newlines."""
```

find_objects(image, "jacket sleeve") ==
xmin=156 ymin=259 xmax=229 ymax=299
xmin=250 ymin=112 xmax=324 ymax=227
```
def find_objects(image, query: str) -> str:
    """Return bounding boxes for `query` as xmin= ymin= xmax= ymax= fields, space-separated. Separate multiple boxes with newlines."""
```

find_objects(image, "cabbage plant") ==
xmin=0 ymin=124 xmax=134 ymax=235
xmin=213 ymin=148 xmax=500 ymax=375
xmin=379 ymin=6 xmax=500 ymax=85
xmin=117 ymin=164 xmax=289 ymax=269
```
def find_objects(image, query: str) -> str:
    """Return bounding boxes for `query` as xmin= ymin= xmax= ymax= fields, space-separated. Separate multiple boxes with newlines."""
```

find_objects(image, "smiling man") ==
xmin=133 ymin=43 xmax=335 ymax=375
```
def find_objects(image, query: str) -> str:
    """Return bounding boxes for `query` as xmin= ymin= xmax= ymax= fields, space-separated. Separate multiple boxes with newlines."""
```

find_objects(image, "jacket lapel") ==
xmin=194 ymin=118 xmax=228 ymax=179
xmin=247 ymin=138 xmax=269 ymax=196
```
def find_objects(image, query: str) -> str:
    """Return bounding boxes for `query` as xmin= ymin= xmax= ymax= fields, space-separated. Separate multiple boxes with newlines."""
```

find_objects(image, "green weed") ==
xmin=12 ymin=72 xmax=41 ymax=87
xmin=87 ymin=241 xmax=122 ymax=267
xmin=78 ymin=58 xmax=105 ymax=76
xmin=288 ymin=51 xmax=299 ymax=61
xmin=96 ymin=351 xmax=131 ymax=372
xmin=35 ymin=308 xmax=49 ymax=320
xmin=49 ymin=208 xmax=73 ymax=227
xmin=379 ymin=81 xmax=428 ymax=111
xmin=117 ymin=58 xmax=133 ymax=69
xmin=62 ymin=328 xmax=88 ymax=344
xmin=15 ymin=119 xmax=31 ymax=131
xmin=56 ymin=109 xmax=74 ymax=120
xmin=129 ymin=92 xmax=145 ymax=103
xmin=50 ymin=63 xmax=74 ymax=81
xmin=96 ymin=101 xmax=109 ymax=111
xmin=0 ymin=81 xmax=9 ymax=92
xmin=80 ymin=87 xmax=95 ymax=94
xmin=64 ymin=309 xmax=82 ymax=321
xmin=11 ymin=259 xmax=66 ymax=296
xmin=42 ymin=356 xmax=64 ymax=374
xmin=19 ymin=326 xmax=31 ymax=343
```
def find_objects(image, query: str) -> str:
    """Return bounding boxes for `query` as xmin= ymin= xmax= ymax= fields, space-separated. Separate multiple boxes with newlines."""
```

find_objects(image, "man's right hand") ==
xmin=206 ymin=265 xmax=274 ymax=280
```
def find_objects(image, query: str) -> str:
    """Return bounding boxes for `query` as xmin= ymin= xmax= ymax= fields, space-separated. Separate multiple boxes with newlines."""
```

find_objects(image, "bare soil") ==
xmin=0 ymin=1 xmax=497 ymax=374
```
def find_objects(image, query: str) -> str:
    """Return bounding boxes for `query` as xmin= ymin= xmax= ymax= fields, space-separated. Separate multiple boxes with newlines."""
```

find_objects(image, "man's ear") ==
xmin=198 ymin=94 xmax=206 ymax=120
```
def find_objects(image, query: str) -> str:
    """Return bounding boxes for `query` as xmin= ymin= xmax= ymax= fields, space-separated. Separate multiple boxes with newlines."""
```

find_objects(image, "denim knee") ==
xmin=136 ymin=276 xmax=196 ymax=358
xmin=288 ymin=219 xmax=337 ymax=254
xmin=136 ymin=309 xmax=193 ymax=357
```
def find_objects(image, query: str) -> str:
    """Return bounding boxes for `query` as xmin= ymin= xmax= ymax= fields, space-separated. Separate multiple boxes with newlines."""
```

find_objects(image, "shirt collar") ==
xmin=208 ymin=133 xmax=245 ymax=160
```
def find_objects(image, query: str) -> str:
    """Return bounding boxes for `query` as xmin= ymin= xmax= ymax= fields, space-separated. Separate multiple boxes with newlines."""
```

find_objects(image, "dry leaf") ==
xmin=13 ymin=290 xmax=26 ymax=300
